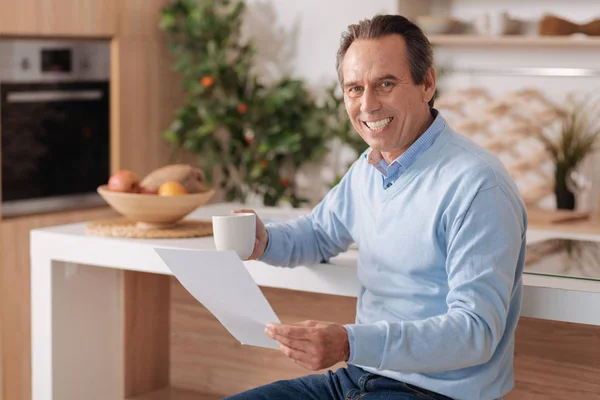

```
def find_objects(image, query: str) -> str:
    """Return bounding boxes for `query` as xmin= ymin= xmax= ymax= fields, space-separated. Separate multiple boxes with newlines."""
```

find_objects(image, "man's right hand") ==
xmin=232 ymin=209 xmax=269 ymax=260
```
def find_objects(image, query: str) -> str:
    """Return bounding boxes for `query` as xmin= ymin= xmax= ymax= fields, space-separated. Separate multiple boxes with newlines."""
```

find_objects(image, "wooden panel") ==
xmin=170 ymin=279 xmax=357 ymax=397
xmin=0 ymin=0 xmax=117 ymax=37
xmin=0 ymin=206 xmax=117 ymax=400
xmin=116 ymin=6 xmax=184 ymax=396
xmin=171 ymin=278 xmax=600 ymax=398
xmin=125 ymin=271 xmax=171 ymax=398
xmin=111 ymin=36 xmax=184 ymax=176
xmin=111 ymin=0 xmax=188 ymax=176
xmin=507 ymin=317 xmax=600 ymax=399
xmin=118 ymin=0 xmax=173 ymax=38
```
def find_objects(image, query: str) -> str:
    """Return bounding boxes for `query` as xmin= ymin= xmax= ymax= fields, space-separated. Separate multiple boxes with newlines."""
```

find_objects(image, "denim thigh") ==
xmin=221 ymin=368 xmax=347 ymax=400
xmin=222 ymin=365 xmax=452 ymax=400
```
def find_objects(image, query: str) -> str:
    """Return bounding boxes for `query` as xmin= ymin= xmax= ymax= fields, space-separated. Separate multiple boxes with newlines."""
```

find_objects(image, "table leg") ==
xmin=31 ymin=256 xmax=123 ymax=400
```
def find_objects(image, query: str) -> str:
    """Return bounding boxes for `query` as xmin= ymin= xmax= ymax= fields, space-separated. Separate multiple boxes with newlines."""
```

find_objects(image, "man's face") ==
xmin=341 ymin=34 xmax=435 ymax=162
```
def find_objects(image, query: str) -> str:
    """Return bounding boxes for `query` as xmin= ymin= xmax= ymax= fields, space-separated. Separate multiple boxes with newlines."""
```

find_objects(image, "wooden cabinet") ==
xmin=1 ymin=207 xmax=117 ymax=400
xmin=0 ymin=0 xmax=118 ymax=37
xmin=0 ymin=1 xmax=184 ymax=399
xmin=111 ymin=37 xmax=183 ymax=176
xmin=111 ymin=0 xmax=186 ymax=176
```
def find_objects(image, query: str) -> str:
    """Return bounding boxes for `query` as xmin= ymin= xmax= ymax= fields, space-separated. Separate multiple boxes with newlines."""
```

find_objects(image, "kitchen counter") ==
xmin=30 ymin=203 xmax=600 ymax=400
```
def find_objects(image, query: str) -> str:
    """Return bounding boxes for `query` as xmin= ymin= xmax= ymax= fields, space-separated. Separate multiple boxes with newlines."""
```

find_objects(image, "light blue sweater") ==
xmin=260 ymin=117 xmax=527 ymax=400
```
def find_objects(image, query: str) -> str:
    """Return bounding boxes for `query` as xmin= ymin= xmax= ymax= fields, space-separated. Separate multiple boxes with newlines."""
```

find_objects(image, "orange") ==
xmin=158 ymin=181 xmax=188 ymax=196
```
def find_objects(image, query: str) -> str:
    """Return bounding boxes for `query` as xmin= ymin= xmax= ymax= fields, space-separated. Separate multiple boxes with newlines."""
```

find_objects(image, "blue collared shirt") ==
xmin=366 ymin=109 xmax=445 ymax=189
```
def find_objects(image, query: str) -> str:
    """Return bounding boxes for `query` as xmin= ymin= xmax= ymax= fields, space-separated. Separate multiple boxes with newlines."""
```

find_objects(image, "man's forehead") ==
xmin=341 ymin=36 xmax=408 ymax=80
xmin=343 ymin=67 xmax=392 ymax=83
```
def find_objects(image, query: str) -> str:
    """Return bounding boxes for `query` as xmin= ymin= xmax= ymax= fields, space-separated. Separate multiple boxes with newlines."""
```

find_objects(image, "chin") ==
xmin=363 ymin=136 xmax=391 ymax=151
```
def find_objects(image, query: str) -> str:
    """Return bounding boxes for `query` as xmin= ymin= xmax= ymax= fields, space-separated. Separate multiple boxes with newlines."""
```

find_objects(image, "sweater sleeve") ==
xmin=258 ymin=168 xmax=356 ymax=268
xmin=344 ymin=185 xmax=525 ymax=372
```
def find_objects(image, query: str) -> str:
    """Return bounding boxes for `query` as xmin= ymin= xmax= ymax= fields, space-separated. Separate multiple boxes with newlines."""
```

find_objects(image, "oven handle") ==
xmin=6 ymin=89 xmax=103 ymax=103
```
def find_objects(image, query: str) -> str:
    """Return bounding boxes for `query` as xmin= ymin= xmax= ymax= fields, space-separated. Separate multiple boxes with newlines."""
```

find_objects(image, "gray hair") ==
xmin=336 ymin=14 xmax=435 ymax=107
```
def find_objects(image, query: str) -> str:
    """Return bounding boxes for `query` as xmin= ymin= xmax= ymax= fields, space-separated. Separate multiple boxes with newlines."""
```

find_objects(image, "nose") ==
xmin=360 ymin=88 xmax=381 ymax=114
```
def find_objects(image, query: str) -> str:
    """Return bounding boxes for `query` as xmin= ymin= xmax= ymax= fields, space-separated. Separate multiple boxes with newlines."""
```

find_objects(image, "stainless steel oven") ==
xmin=0 ymin=39 xmax=110 ymax=217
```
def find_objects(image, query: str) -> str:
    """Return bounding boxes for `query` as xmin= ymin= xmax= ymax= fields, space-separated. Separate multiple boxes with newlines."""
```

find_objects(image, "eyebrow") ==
xmin=343 ymin=74 xmax=400 ymax=89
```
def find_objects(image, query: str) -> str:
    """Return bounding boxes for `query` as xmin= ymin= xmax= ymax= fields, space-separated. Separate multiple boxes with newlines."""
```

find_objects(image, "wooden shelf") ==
xmin=428 ymin=34 xmax=600 ymax=47
xmin=127 ymin=387 xmax=222 ymax=400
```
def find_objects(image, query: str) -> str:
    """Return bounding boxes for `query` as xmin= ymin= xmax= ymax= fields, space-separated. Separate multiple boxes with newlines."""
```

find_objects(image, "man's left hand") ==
xmin=265 ymin=320 xmax=350 ymax=371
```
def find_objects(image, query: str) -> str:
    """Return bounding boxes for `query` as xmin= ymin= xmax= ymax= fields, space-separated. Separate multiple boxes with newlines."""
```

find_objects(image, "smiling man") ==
xmin=227 ymin=14 xmax=527 ymax=400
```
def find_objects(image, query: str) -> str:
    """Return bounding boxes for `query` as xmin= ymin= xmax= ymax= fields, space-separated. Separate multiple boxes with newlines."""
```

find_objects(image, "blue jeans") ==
xmin=223 ymin=364 xmax=453 ymax=400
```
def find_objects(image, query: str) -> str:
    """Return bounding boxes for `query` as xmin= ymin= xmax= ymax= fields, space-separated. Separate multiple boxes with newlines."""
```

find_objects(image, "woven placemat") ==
xmin=86 ymin=218 xmax=213 ymax=239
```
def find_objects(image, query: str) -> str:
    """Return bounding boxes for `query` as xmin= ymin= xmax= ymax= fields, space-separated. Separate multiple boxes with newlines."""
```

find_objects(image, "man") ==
xmin=227 ymin=14 xmax=527 ymax=400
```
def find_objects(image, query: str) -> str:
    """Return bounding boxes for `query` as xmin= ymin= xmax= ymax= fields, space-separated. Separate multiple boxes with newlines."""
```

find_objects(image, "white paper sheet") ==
xmin=153 ymin=248 xmax=280 ymax=350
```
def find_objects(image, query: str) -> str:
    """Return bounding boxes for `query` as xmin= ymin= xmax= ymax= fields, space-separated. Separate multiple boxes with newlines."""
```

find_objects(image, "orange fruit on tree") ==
xmin=237 ymin=103 xmax=248 ymax=114
xmin=158 ymin=181 xmax=188 ymax=196
xmin=200 ymin=75 xmax=214 ymax=88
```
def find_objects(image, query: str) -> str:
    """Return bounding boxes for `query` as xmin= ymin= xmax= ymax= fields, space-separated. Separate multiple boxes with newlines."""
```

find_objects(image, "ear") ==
xmin=422 ymin=67 xmax=436 ymax=104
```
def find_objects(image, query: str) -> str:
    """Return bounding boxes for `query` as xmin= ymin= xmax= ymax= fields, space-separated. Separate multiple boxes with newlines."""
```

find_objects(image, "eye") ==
xmin=380 ymin=81 xmax=395 ymax=90
xmin=346 ymin=86 xmax=363 ymax=97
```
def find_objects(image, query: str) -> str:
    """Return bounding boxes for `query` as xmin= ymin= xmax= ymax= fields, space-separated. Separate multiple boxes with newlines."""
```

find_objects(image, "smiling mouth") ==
xmin=363 ymin=117 xmax=393 ymax=131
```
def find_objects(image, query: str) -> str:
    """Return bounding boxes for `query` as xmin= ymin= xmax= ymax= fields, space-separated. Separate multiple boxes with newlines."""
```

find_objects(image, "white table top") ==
xmin=30 ymin=202 xmax=600 ymax=296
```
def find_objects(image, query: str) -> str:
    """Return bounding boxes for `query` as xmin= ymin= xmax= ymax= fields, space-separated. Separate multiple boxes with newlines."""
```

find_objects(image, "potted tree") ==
xmin=159 ymin=0 xmax=335 ymax=207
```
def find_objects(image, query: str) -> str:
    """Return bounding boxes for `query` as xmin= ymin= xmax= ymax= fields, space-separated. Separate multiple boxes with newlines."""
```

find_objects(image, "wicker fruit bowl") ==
xmin=97 ymin=185 xmax=215 ymax=228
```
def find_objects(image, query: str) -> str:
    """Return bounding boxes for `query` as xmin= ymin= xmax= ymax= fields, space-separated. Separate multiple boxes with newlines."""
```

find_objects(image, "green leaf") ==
xmin=163 ymin=130 xmax=180 ymax=144
xmin=207 ymin=40 xmax=217 ymax=56
xmin=249 ymin=164 xmax=263 ymax=180
xmin=159 ymin=12 xmax=177 ymax=31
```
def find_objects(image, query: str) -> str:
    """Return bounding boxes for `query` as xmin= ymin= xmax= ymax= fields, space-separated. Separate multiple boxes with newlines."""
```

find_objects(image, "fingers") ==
xmin=277 ymin=343 xmax=317 ymax=370
xmin=267 ymin=323 xmax=315 ymax=339
xmin=231 ymin=209 xmax=265 ymax=228
xmin=269 ymin=332 xmax=313 ymax=353
xmin=266 ymin=321 xmax=347 ymax=371
xmin=291 ymin=320 xmax=320 ymax=328
xmin=278 ymin=343 xmax=324 ymax=372
xmin=231 ymin=208 xmax=268 ymax=260
xmin=231 ymin=208 xmax=256 ymax=215
xmin=232 ymin=208 xmax=265 ymax=231
xmin=247 ymin=238 xmax=261 ymax=260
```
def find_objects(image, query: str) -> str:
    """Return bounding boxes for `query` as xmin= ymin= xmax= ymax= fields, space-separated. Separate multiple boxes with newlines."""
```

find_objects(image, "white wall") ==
xmin=243 ymin=0 xmax=399 ymax=88
xmin=242 ymin=0 xmax=399 ymax=204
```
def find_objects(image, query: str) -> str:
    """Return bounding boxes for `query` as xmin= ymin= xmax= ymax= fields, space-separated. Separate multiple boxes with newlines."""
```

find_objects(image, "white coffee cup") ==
xmin=212 ymin=213 xmax=256 ymax=260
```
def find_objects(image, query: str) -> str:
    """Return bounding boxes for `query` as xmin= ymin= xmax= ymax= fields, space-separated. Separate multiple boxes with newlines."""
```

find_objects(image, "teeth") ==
xmin=365 ymin=117 xmax=392 ymax=130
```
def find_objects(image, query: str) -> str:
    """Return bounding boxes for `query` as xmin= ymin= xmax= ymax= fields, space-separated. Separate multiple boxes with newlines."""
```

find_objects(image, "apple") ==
xmin=108 ymin=170 xmax=141 ymax=193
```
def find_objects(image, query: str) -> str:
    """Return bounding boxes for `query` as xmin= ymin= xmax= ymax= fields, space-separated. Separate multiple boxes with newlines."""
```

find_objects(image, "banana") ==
xmin=140 ymin=164 xmax=208 ymax=194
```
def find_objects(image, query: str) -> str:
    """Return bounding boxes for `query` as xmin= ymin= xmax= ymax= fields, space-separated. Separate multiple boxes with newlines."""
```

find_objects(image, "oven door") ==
xmin=1 ymin=81 xmax=110 ymax=217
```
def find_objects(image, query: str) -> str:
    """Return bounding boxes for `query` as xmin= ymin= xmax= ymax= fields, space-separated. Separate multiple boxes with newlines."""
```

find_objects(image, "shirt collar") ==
xmin=364 ymin=108 xmax=445 ymax=171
